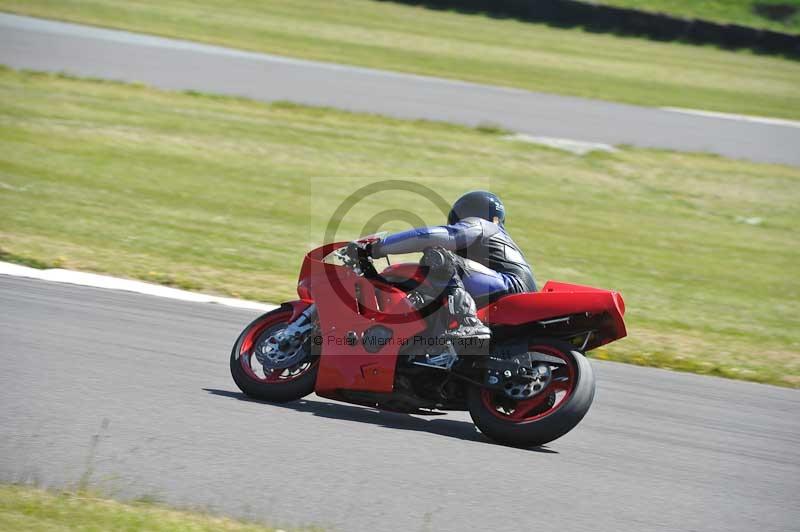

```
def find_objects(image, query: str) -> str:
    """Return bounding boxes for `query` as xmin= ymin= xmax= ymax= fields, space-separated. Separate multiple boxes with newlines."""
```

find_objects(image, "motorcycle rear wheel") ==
xmin=467 ymin=338 xmax=595 ymax=448
xmin=230 ymin=307 xmax=318 ymax=403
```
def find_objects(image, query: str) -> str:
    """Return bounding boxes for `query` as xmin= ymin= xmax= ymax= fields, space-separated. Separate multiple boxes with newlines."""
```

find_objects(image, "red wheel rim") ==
xmin=239 ymin=311 xmax=318 ymax=384
xmin=480 ymin=344 xmax=577 ymax=422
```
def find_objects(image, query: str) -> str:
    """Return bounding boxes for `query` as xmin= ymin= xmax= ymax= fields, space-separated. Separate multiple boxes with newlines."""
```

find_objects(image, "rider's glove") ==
xmin=350 ymin=239 xmax=376 ymax=259
xmin=345 ymin=241 xmax=374 ymax=273
xmin=363 ymin=241 xmax=375 ymax=258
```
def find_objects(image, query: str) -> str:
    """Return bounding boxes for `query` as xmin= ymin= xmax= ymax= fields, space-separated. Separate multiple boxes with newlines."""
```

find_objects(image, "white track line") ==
xmin=661 ymin=107 xmax=800 ymax=129
xmin=0 ymin=261 xmax=277 ymax=311
xmin=504 ymin=134 xmax=616 ymax=154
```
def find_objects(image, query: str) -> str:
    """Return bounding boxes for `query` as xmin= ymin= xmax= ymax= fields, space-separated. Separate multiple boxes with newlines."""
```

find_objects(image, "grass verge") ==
xmin=0 ymin=0 xmax=799 ymax=120
xmin=0 ymin=67 xmax=798 ymax=387
xmin=0 ymin=484 xmax=294 ymax=531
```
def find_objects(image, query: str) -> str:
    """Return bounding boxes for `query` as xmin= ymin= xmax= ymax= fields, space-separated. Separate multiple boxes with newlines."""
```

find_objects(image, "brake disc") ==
xmin=254 ymin=328 xmax=309 ymax=370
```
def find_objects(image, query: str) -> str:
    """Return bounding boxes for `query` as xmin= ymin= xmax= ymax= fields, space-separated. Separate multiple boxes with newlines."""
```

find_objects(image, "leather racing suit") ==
xmin=370 ymin=217 xmax=536 ymax=339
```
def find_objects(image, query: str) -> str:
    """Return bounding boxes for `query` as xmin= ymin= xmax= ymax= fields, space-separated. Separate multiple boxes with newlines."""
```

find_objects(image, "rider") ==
xmin=368 ymin=190 xmax=537 ymax=341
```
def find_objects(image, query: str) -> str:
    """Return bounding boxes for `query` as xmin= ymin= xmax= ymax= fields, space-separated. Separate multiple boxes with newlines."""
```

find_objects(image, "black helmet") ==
xmin=447 ymin=190 xmax=506 ymax=226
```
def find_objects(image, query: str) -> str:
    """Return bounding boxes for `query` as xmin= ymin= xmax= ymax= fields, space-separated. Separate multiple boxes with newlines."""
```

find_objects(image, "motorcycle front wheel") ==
xmin=230 ymin=307 xmax=318 ymax=403
xmin=467 ymin=338 xmax=595 ymax=448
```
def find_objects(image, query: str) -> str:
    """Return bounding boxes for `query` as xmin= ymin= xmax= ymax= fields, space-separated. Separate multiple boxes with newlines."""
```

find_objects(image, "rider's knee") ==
xmin=420 ymin=246 xmax=457 ymax=282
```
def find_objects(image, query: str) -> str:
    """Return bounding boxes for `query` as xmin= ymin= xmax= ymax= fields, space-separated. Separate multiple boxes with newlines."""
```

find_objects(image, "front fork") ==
xmin=285 ymin=303 xmax=317 ymax=338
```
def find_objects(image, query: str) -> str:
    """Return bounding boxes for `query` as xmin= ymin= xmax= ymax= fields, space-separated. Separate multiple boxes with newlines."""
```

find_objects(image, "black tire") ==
xmin=467 ymin=338 xmax=595 ymax=448
xmin=230 ymin=307 xmax=318 ymax=403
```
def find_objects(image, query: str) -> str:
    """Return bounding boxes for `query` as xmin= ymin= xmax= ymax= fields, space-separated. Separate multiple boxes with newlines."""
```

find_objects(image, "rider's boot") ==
xmin=442 ymin=281 xmax=491 ymax=341
xmin=420 ymin=246 xmax=491 ymax=342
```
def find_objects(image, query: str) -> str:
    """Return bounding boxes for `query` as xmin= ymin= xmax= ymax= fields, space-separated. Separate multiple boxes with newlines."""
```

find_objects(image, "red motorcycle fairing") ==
xmin=297 ymin=241 xmax=347 ymax=301
xmin=300 ymin=245 xmax=426 ymax=398
xmin=478 ymin=281 xmax=627 ymax=350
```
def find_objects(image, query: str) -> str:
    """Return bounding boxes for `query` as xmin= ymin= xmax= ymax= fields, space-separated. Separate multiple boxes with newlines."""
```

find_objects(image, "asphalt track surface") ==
xmin=1 ymin=275 xmax=799 ymax=532
xmin=1 ymin=13 xmax=800 ymax=166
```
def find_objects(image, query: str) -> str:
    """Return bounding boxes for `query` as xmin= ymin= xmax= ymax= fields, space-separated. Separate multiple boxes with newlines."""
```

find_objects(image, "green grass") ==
xmin=0 ymin=484 xmax=296 ymax=531
xmin=600 ymin=0 xmax=800 ymax=33
xmin=1 ymin=0 xmax=799 ymax=120
xmin=0 ymin=67 xmax=798 ymax=387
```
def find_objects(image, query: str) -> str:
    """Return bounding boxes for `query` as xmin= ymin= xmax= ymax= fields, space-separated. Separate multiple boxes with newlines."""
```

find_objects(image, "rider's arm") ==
xmin=370 ymin=219 xmax=483 ymax=258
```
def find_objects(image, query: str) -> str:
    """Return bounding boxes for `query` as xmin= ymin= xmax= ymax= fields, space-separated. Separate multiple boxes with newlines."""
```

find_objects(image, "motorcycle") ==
xmin=230 ymin=235 xmax=626 ymax=447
